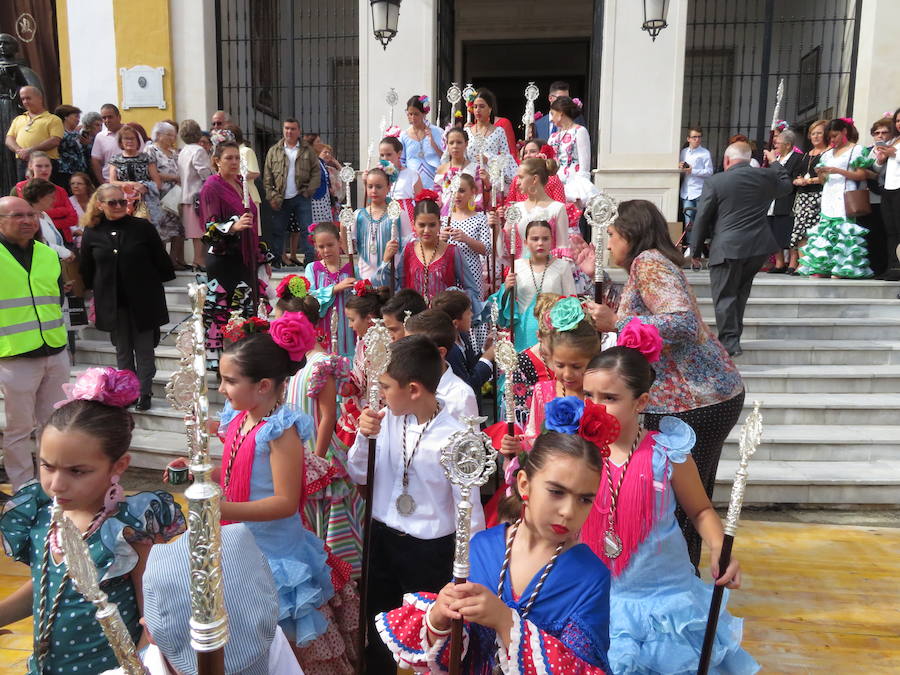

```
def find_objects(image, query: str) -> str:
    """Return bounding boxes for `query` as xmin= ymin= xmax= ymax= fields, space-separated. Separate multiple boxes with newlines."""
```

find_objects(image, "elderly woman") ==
xmin=177 ymin=119 xmax=213 ymax=271
xmin=146 ymin=121 xmax=187 ymax=268
xmin=12 ymin=151 xmax=79 ymax=243
xmin=199 ymin=140 xmax=271 ymax=370
xmin=79 ymin=184 xmax=175 ymax=410
xmin=54 ymin=104 xmax=87 ymax=190
xmin=587 ymin=199 xmax=744 ymax=570
xmin=763 ymin=129 xmax=803 ymax=273
xmin=790 ymin=120 xmax=829 ymax=257
xmin=108 ymin=124 xmax=163 ymax=228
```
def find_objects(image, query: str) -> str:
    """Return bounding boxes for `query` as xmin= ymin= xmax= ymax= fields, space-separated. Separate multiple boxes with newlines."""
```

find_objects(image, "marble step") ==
xmin=73 ymin=339 xmax=185 ymax=372
xmin=712 ymin=459 xmax=900 ymax=505
xmin=720 ymin=423 xmax=900 ymax=462
xmin=694 ymin=297 xmax=900 ymax=319
xmin=739 ymin=364 xmax=900 ymax=393
xmin=734 ymin=339 xmax=900 ymax=366
xmin=734 ymin=393 xmax=900 ymax=426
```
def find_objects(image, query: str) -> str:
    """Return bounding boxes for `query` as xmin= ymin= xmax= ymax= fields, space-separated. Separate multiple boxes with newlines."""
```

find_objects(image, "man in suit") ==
xmin=534 ymin=80 xmax=586 ymax=139
xmin=690 ymin=142 xmax=793 ymax=357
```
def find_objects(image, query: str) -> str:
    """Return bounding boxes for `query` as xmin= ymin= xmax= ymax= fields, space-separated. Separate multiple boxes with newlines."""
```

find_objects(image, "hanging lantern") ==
xmin=370 ymin=0 xmax=402 ymax=50
xmin=642 ymin=0 xmax=670 ymax=41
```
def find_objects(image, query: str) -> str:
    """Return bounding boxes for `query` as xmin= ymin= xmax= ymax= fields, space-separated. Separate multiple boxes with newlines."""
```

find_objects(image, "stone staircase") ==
xmin=3 ymin=270 xmax=900 ymax=505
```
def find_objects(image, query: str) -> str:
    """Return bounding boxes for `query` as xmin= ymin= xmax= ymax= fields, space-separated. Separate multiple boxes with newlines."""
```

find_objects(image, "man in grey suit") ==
xmin=689 ymin=142 xmax=793 ymax=357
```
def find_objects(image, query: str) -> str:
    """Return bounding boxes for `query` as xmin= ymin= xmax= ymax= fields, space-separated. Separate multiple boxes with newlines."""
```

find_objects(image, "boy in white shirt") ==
xmin=349 ymin=335 xmax=485 ymax=673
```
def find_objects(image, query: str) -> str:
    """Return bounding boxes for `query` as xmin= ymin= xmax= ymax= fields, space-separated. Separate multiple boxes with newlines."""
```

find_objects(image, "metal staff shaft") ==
xmin=356 ymin=320 xmax=392 ymax=675
xmin=697 ymin=401 xmax=762 ymax=675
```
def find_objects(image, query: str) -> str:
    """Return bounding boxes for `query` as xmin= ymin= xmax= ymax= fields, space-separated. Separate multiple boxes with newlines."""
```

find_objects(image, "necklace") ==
xmin=602 ymin=429 xmax=643 ymax=559
xmin=224 ymin=406 xmax=278 ymax=491
xmin=397 ymin=405 xmax=440 ymax=515
xmin=496 ymin=519 xmax=564 ymax=620
xmin=366 ymin=205 xmax=388 ymax=258
xmin=528 ymin=256 xmax=551 ymax=297
xmin=322 ymin=263 xmax=344 ymax=352
xmin=37 ymin=506 xmax=109 ymax=668
xmin=418 ymin=240 xmax=438 ymax=300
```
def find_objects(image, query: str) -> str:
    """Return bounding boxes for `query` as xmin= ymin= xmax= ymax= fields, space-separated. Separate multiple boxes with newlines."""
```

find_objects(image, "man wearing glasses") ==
xmin=0 ymin=196 xmax=70 ymax=492
xmin=679 ymin=127 xmax=713 ymax=231
xmin=211 ymin=110 xmax=230 ymax=129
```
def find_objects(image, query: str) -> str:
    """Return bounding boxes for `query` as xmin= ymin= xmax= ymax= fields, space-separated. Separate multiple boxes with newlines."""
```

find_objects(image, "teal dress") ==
xmin=0 ymin=482 xmax=185 ymax=675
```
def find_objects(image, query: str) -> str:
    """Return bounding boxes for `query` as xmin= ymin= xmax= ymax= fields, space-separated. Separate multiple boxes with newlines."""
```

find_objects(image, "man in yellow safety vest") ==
xmin=0 ymin=196 xmax=71 ymax=491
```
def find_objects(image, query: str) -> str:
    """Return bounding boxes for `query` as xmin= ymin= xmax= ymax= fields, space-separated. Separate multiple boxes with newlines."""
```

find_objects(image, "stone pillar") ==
xmin=358 ymin=0 xmax=437 ymax=170
xmin=595 ymin=0 xmax=688 ymax=221
xmin=851 ymin=0 xmax=900 ymax=131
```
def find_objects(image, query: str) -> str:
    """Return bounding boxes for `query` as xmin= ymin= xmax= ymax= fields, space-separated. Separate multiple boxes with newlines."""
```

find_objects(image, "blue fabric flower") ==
xmin=549 ymin=296 xmax=585 ymax=332
xmin=544 ymin=396 xmax=585 ymax=433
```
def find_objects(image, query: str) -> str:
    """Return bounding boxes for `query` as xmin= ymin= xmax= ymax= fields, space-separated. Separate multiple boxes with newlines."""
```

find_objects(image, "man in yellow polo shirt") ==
xmin=4 ymin=86 xmax=63 ymax=182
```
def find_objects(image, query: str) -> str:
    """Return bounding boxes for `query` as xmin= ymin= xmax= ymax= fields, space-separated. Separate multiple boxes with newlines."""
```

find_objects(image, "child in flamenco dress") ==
xmin=580 ymin=319 xmax=759 ymax=674
xmin=208 ymin=313 xmax=359 ymax=673
xmin=0 ymin=368 xmax=185 ymax=675
xmin=376 ymin=427 xmax=615 ymax=673
xmin=278 ymin=285 xmax=365 ymax=579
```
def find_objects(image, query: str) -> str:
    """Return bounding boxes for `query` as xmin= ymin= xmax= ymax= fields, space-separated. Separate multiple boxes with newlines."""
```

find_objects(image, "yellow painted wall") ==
xmin=112 ymin=0 xmax=176 ymax=131
xmin=56 ymin=0 xmax=72 ymax=104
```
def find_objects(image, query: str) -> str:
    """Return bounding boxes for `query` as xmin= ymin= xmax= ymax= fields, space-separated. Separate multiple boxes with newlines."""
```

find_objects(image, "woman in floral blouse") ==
xmin=587 ymin=199 xmax=744 ymax=570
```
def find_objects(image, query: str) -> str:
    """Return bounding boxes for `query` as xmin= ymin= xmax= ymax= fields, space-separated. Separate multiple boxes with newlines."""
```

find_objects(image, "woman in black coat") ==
xmin=80 ymin=184 xmax=175 ymax=409
xmin=764 ymin=129 xmax=804 ymax=273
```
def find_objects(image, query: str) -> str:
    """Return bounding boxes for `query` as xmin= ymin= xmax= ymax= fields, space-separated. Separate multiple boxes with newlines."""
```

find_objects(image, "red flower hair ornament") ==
xmin=414 ymin=188 xmax=440 ymax=204
xmin=353 ymin=279 xmax=374 ymax=297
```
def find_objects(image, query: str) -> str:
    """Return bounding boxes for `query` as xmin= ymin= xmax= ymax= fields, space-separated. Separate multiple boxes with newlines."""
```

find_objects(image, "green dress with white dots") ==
xmin=0 ymin=482 xmax=185 ymax=674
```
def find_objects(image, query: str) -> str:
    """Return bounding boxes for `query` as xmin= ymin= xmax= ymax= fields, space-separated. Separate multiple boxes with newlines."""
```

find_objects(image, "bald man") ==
xmin=5 ymin=86 xmax=63 ymax=181
xmin=689 ymin=142 xmax=793 ymax=356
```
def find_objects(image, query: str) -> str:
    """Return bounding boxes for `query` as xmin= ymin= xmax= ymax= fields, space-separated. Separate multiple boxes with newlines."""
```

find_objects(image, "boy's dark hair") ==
xmin=386 ymin=335 xmax=442 ymax=393
xmin=404 ymin=309 xmax=456 ymax=353
xmin=382 ymin=288 xmax=427 ymax=321
xmin=431 ymin=289 xmax=471 ymax=322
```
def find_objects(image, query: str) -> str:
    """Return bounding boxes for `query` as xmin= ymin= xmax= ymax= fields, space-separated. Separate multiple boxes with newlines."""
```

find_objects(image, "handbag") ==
xmin=161 ymin=184 xmax=183 ymax=215
xmin=843 ymin=145 xmax=871 ymax=218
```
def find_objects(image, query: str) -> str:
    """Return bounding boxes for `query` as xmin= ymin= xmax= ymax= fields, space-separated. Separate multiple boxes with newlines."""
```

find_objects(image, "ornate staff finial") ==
xmin=165 ymin=284 xmax=229 ymax=655
xmin=441 ymin=416 xmax=497 ymax=580
xmin=522 ymin=81 xmax=539 ymax=130
xmin=51 ymin=502 xmax=148 ymax=674
xmin=584 ymin=192 xmax=618 ymax=299
xmin=338 ymin=163 xmax=357 ymax=255
xmin=363 ymin=319 xmax=392 ymax=408
xmin=442 ymin=173 xmax=463 ymax=231
xmin=239 ymin=154 xmax=250 ymax=211
xmin=495 ymin=328 xmax=518 ymax=430
xmin=725 ymin=401 xmax=763 ymax=536
xmin=386 ymin=87 xmax=399 ymax=126
xmin=505 ymin=203 xmax=522 ymax=257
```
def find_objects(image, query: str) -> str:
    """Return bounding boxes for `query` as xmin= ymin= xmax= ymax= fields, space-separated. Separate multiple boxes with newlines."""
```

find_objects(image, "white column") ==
xmin=66 ymin=0 xmax=118 ymax=111
xmin=595 ymin=0 xmax=688 ymax=221
xmin=170 ymin=0 xmax=219 ymax=125
xmin=358 ymin=0 xmax=437 ymax=170
xmin=851 ymin=0 xmax=900 ymax=131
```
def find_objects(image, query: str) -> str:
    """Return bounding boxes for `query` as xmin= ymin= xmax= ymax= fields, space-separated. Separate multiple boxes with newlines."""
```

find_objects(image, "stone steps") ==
xmin=720 ymin=423 xmax=900 ymax=462
xmin=740 ymin=365 xmax=900 ymax=393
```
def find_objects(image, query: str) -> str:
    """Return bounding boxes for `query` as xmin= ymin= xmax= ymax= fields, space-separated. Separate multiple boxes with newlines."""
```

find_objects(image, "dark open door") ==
xmin=436 ymin=0 xmax=455 ymax=126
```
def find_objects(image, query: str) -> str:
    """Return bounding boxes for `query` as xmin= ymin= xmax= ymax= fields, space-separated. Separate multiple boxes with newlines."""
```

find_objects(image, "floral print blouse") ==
xmin=615 ymin=249 xmax=743 ymax=413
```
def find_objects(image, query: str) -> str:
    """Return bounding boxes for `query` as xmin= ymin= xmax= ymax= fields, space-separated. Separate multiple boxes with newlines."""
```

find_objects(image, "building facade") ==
xmin=36 ymin=0 xmax=900 ymax=219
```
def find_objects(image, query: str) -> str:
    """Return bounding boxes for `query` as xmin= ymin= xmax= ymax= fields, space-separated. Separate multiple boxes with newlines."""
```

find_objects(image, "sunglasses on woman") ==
xmin=102 ymin=199 xmax=128 ymax=208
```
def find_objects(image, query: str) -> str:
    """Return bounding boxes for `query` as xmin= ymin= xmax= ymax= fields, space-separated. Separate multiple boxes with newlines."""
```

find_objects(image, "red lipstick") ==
xmin=551 ymin=524 xmax=569 ymax=535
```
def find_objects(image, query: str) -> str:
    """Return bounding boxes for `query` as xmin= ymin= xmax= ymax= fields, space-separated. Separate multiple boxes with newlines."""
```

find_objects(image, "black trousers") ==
xmin=365 ymin=520 xmax=454 ymax=673
xmin=879 ymin=188 xmax=900 ymax=279
xmin=110 ymin=310 xmax=159 ymax=398
xmin=859 ymin=203 xmax=888 ymax=277
xmin=645 ymin=389 xmax=745 ymax=571
xmin=708 ymin=254 xmax=768 ymax=353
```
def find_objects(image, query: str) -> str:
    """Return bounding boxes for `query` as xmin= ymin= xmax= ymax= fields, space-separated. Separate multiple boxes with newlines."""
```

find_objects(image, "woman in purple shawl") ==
xmin=199 ymin=140 xmax=273 ymax=369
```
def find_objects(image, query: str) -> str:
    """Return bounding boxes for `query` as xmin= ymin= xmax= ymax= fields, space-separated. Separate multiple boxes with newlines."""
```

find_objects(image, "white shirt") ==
xmin=679 ymin=145 xmax=713 ymax=200
xmin=99 ymin=627 xmax=303 ymax=675
xmin=878 ymin=143 xmax=900 ymax=191
xmin=39 ymin=213 xmax=73 ymax=261
xmin=348 ymin=404 xmax=486 ymax=539
xmin=284 ymin=142 xmax=300 ymax=199
xmin=437 ymin=366 xmax=479 ymax=420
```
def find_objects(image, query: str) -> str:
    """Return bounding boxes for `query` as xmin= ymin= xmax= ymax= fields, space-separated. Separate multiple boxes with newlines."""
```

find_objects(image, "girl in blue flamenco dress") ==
xmin=376 ymin=427 xmax=614 ymax=673
xmin=0 ymin=367 xmax=185 ymax=675
xmin=582 ymin=318 xmax=759 ymax=674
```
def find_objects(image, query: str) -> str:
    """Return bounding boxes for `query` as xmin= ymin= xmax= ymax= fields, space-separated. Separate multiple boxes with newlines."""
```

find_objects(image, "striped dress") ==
xmin=286 ymin=350 xmax=365 ymax=577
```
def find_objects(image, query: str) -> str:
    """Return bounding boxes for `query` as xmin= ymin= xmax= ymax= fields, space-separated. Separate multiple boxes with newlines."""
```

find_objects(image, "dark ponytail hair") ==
xmin=346 ymin=285 xmax=391 ymax=318
xmin=46 ymin=401 xmax=135 ymax=462
xmin=446 ymin=127 xmax=468 ymax=145
xmin=474 ymin=88 xmax=498 ymax=121
xmin=549 ymin=96 xmax=581 ymax=121
xmin=311 ymin=221 xmax=340 ymax=241
xmin=223 ymin=333 xmax=304 ymax=385
xmin=406 ymin=95 xmax=428 ymax=113
xmin=413 ymin=194 xmax=441 ymax=220
xmin=525 ymin=220 xmax=553 ymax=237
xmin=380 ymin=136 xmax=403 ymax=153
xmin=498 ymin=431 xmax=602 ymax=523
xmin=276 ymin=293 xmax=321 ymax=326
xmin=586 ymin=346 xmax=657 ymax=399
xmin=825 ymin=117 xmax=859 ymax=143
xmin=611 ymin=199 xmax=686 ymax=270
xmin=365 ymin=167 xmax=389 ymax=186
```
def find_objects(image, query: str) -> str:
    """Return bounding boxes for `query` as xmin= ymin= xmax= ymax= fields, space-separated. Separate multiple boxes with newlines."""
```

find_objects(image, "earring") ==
xmin=468 ymin=199 xmax=476 ymax=210
xmin=520 ymin=494 xmax=529 ymax=521
xmin=104 ymin=474 xmax=124 ymax=514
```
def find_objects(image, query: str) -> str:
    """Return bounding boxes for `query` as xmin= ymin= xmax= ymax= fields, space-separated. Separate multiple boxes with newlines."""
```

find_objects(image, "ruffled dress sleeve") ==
xmin=304 ymin=262 xmax=338 ymax=316
xmin=651 ymin=416 xmax=696 ymax=483
xmin=218 ymin=399 xmax=241 ymax=442
xmin=100 ymin=490 xmax=187 ymax=581
xmin=376 ymin=592 xmax=609 ymax=673
xmin=0 ymin=481 xmax=50 ymax=564
xmin=256 ymin=403 xmax=315 ymax=450
xmin=307 ymin=354 xmax=351 ymax=399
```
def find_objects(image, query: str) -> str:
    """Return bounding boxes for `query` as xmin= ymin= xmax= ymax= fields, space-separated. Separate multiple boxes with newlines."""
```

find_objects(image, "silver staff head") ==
xmin=724 ymin=401 xmax=763 ymax=536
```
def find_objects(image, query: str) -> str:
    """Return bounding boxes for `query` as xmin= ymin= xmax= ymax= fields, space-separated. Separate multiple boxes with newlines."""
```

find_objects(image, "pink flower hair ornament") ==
xmin=617 ymin=318 xmax=664 ymax=363
xmin=269 ymin=311 xmax=316 ymax=362
xmin=55 ymin=367 xmax=141 ymax=409
xmin=418 ymin=95 xmax=431 ymax=114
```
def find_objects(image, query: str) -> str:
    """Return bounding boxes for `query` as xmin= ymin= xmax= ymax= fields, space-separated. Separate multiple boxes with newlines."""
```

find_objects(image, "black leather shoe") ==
xmin=728 ymin=348 xmax=743 ymax=357
xmin=135 ymin=395 xmax=152 ymax=411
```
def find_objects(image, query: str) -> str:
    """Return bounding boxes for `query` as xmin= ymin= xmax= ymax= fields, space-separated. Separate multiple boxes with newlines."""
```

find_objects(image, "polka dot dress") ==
xmin=644 ymin=389 xmax=745 ymax=570
xmin=448 ymin=212 xmax=491 ymax=349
